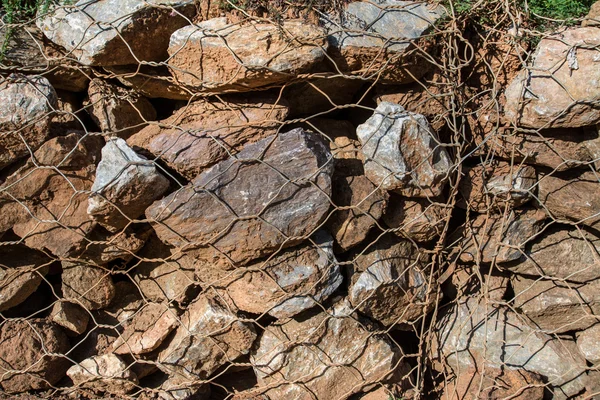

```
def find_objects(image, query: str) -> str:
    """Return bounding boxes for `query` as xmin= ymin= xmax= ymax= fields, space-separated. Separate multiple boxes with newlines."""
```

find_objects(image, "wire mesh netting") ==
xmin=0 ymin=0 xmax=599 ymax=399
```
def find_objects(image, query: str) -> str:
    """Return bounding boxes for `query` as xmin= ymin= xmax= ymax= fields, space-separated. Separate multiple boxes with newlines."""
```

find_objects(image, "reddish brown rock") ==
xmin=146 ymin=128 xmax=333 ymax=269
xmin=383 ymin=196 xmax=447 ymax=243
xmin=104 ymin=64 xmax=194 ymax=100
xmin=0 ymin=320 xmax=70 ymax=393
xmin=85 ymin=79 xmax=157 ymax=136
xmin=128 ymin=95 xmax=288 ymax=180
xmin=50 ymin=301 xmax=90 ymax=336
xmin=326 ymin=175 xmax=388 ymax=251
xmin=62 ymin=261 xmax=115 ymax=310
xmin=443 ymin=266 xmax=508 ymax=302
xmin=0 ymin=74 xmax=57 ymax=170
xmin=168 ymin=18 xmax=328 ymax=92
xmin=583 ymin=1 xmax=600 ymax=26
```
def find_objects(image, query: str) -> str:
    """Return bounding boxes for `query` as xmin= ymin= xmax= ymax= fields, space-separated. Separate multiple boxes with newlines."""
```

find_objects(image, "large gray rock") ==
xmin=0 ymin=74 xmax=57 ymax=170
xmin=321 ymin=0 xmax=445 ymax=83
xmin=251 ymin=299 xmax=407 ymax=400
xmin=67 ymin=353 xmax=139 ymax=395
xmin=146 ymin=128 xmax=333 ymax=269
xmin=88 ymin=138 xmax=169 ymax=232
xmin=357 ymin=102 xmax=451 ymax=197
xmin=348 ymin=235 xmax=434 ymax=327
xmin=512 ymin=275 xmax=600 ymax=333
xmin=507 ymin=227 xmax=600 ymax=282
xmin=158 ymin=294 xmax=257 ymax=379
xmin=37 ymin=0 xmax=196 ymax=66
xmin=128 ymin=94 xmax=289 ymax=180
xmin=210 ymin=231 xmax=343 ymax=319
xmin=432 ymin=298 xmax=590 ymax=399
xmin=505 ymin=27 xmax=600 ymax=128
xmin=576 ymin=324 xmax=600 ymax=364
xmin=168 ymin=18 xmax=328 ymax=92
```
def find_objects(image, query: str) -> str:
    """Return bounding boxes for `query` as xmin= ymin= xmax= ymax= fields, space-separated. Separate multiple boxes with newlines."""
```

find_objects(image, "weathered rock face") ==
xmin=348 ymin=235 xmax=433 ymax=327
xmin=458 ymin=161 xmax=536 ymax=213
xmin=88 ymin=138 xmax=169 ymax=232
xmin=357 ymin=102 xmax=451 ymax=197
xmin=0 ymin=74 xmax=57 ymax=170
xmin=146 ymin=128 xmax=333 ymax=269
xmin=0 ymin=319 xmax=70 ymax=393
xmin=0 ymin=244 xmax=51 ymax=312
xmin=433 ymin=298 xmax=590 ymax=399
xmin=168 ymin=18 xmax=328 ymax=92
xmin=128 ymin=95 xmax=288 ymax=180
xmin=443 ymin=266 xmax=508 ymax=302
xmin=251 ymin=299 xmax=406 ymax=400
xmin=212 ymin=231 xmax=343 ymax=319
xmin=62 ymin=261 xmax=116 ymax=310
xmin=158 ymin=294 xmax=257 ymax=379
xmin=506 ymin=227 xmax=600 ymax=282
xmin=454 ymin=209 xmax=547 ymax=264
xmin=37 ymin=0 xmax=196 ymax=66
xmin=326 ymin=175 xmax=388 ymax=251
xmin=576 ymin=324 xmax=600 ymax=364
xmin=505 ymin=27 xmax=600 ymax=128
xmin=512 ymin=275 xmax=600 ymax=333
xmin=321 ymin=1 xmax=445 ymax=83
xmin=583 ymin=1 xmax=600 ymax=26
xmin=112 ymin=302 xmax=179 ymax=355
xmin=67 ymin=353 xmax=139 ymax=394
xmin=537 ymin=171 xmax=600 ymax=228
xmin=85 ymin=79 xmax=157 ymax=136
xmin=50 ymin=301 xmax=90 ymax=336
xmin=383 ymin=196 xmax=447 ymax=243
xmin=104 ymin=65 xmax=194 ymax=100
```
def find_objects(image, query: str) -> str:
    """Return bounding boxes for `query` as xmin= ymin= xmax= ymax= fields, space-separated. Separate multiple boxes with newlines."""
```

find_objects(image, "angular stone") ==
xmin=37 ymin=0 xmax=196 ymax=66
xmin=146 ymin=128 xmax=333 ymax=269
xmin=85 ymin=79 xmax=157 ymax=136
xmin=383 ymin=196 xmax=447 ymax=243
xmin=212 ymin=231 xmax=343 ymax=319
xmin=537 ymin=171 xmax=600 ymax=228
xmin=356 ymin=102 xmax=451 ymax=197
xmin=50 ymin=300 xmax=90 ymax=336
xmin=432 ymin=298 xmax=590 ymax=399
xmin=576 ymin=324 xmax=600 ymax=364
xmin=168 ymin=18 xmax=328 ymax=92
xmin=104 ymin=65 xmax=194 ymax=100
xmin=584 ymin=1 xmax=600 ymax=26
xmin=0 ymin=74 xmax=57 ymax=170
xmin=458 ymin=161 xmax=536 ymax=213
xmin=251 ymin=299 xmax=406 ymax=400
xmin=505 ymin=27 xmax=600 ymax=128
xmin=112 ymin=302 xmax=179 ymax=355
xmin=88 ymin=138 xmax=169 ymax=232
xmin=512 ymin=275 xmax=600 ymax=333
xmin=62 ymin=261 xmax=115 ymax=310
xmin=0 ymin=244 xmax=51 ymax=312
xmin=507 ymin=227 xmax=600 ymax=282
xmin=74 ymin=225 xmax=151 ymax=265
xmin=321 ymin=1 xmax=445 ymax=83
xmin=159 ymin=376 xmax=211 ymax=400
xmin=131 ymin=233 xmax=197 ymax=303
xmin=158 ymin=294 xmax=257 ymax=379
xmin=326 ymin=175 xmax=388 ymax=251
xmin=67 ymin=353 xmax=138 ymax=395
xmin=0 ymin=319 xmax=70 ymax=393
xmin=348 ymin=235 xmax=433 ymax=327
xmin=454 ymin=208 xmax=547 ymax=264
xmin=443 ymin=266 xmax=508 ymax=302
xmin=128 ymin=95 xmax=288 ymax=180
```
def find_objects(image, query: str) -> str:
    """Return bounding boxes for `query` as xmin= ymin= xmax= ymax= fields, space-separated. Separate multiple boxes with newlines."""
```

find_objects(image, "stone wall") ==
xmin=1 ymin=0 xmax=600 ymax=399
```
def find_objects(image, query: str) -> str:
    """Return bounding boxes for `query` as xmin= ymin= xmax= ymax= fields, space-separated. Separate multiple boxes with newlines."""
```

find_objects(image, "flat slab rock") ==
xmin=0 ymin=74 xmax=57 ymax=170
xmin=505 ymin=27 xmax=600 ymax=128
xmin=67 ymin=353 xmax=139 ymax=395
xmin=251 ymin=299 xmax=407 ymax=400
xmin=168 ymin=18 xmax=328 ymax=92
xmin=208 ymin=230 xmax=342 ymax=319
xmin=128 ymin=95 xmax=289 ymax=180
xmin=88 ymin=138 xmax=169 ymax=232
xmin=357 ymin=102 xmax=451 ymax=198
xmin=0 ymin=319 xmax=70 ymax=393
xmin=512 ymin=275 xmax=600 ymax=333
xmin=321 ymin=1 xmax=445 ymax=83
xmin=432 ymin=298 xmax=590 ymax=399
xmin=37 ymin=0 xmax=196 ymax=66
xmin=348 ymin=235 xmax=434 ymax=327
xmin=146 ymin=128 xmax=333 ymax=269
xmin=158 ymin=294 xmax=257 ymax=379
